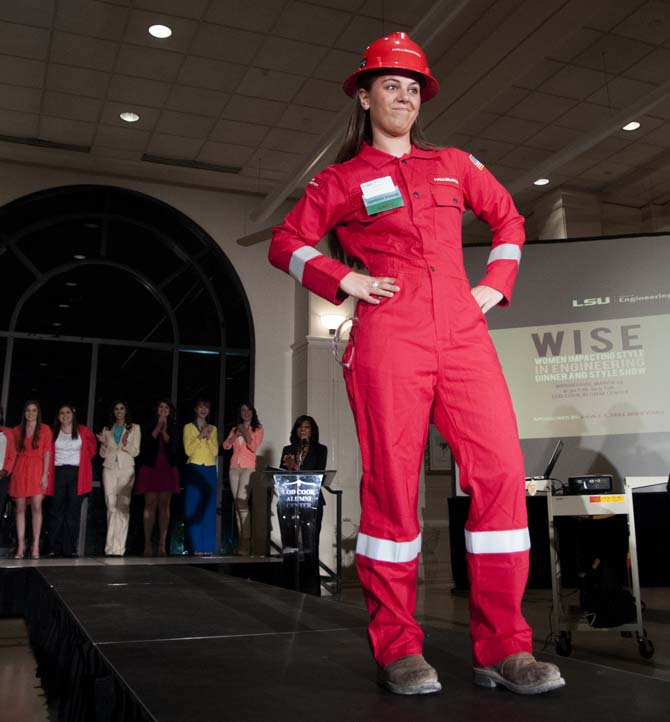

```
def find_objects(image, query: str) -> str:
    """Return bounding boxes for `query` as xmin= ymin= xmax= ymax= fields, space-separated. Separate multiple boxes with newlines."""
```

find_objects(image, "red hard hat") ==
xmin=342 ymin=32 xmax=439 ymax=102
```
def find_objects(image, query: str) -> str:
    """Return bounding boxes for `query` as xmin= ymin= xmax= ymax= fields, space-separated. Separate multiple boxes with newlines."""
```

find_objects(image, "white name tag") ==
xmin=361 ymin=176 xmax=395 ymax=200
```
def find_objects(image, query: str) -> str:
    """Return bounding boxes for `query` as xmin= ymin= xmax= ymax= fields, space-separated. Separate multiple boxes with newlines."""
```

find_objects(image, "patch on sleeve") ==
xmin=307 ymin=177 xmax=320 ymax=188
xmin=469 ymin=154 xmax=485 ymax=171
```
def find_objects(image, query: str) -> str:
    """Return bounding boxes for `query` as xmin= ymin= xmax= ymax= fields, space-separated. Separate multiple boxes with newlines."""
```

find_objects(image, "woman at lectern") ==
xmin=279 ymin=415 xmax=328 ymax=596
xmin=269 ymin=31 xmax=564 ymax=695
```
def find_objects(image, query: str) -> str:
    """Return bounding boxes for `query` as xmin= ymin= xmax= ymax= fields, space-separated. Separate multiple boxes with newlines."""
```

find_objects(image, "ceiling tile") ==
xmin=115 ymin=45 xmax=183 ymax=82
xmin=124 ymin=9 xmax=199 ymax=53
xmin=155 ymin=110 xmax=216 ymax=139
xmin=192 ymin=24 xmax=264 ymax=65
xmin=166 ymin=86 xmax=230 ymax=117
xmin=42 ymin=91 xmax=103 ymax=123
xmin=460 ymin=139 xmax=515 ymax=164
xmin=547 ymin=27 xmax=603 ymax=63
xmin=312 ymin=47 xmax=360 ymax=83
xmin=145 ymin=133 xmax=203 ymax=158
xmin=554 ymin=102 xmax=615 ymax=131
xmin=507 ymin=92 xmax=576 ymax=124
xmin=625 ymin=47 xmax=670 ymax=84
xmin=578 ymin=159 xmax=636 ymax=183
xmin=273 ymin=2 xmax=351 ymax=45
xmin=554 ymin=156 xmax=599 ymax=176
xmin=204 ymin=0 xmax=283 ymax=32
xmin=498 ymin=145 xmax=555 ymax=170
xmin=177 ymin=57 xmax=247 ymax=92
xmin=612 ymin=141 xmax=669 ymax=166
xmin=539 ymin=65 xmax=606 ymax=100
xmin=210 ymin=119 xmax=269 ymax=146
xmin=237 ymin=68 xmax=304 ymax=103
xmin=359 ymin=0 xmax=433 ymax=25
xmin=612 ymin=0 xmax=670 ymax=44
xmin=55 ymin=0 xmax=128 ymax=41
xmin=481 ymin=116 xmax=545 ymax=145
xmin=135 ymin=0 xmax=209 ymax=19
xmin=581 ymin=136 xmax=632 ymax=162
xmin=100 ymin=101 xmax=162 ymax=129
xmin=39 ymin=116 xmax=97 ymax=145
xmin=107 ymin=75 xmax=171 ymax=107
xmin=514 ymin=59 xmax=565 ymax=91
xmin=573 ymin=33 xmax=653 ymax=75
xmin=276 ymin=104 xmax=334 ymax=133
xmin=94 ymin=125 xmax=150 ymax=151
xmin=298 ymin=79 xmax=344 ymax=111
xmin=262 ymin=127 xmax=320 ymax=154
xmin=0 ymin=22 xmax=50 ymax=60
xmin=525 ymin=124 xmax=586 ymax=151
xmin=47 ymin=64 xmax=110 ymax=99
xmin=255 ymin=37 xmax=328 ymax=76
xmin=584 ymin=0 xmax=644 ymax=32
xmin=587 ymin=76 xmax=657 ymax=109
xmin=0 ymin=0 xmax=55 ymax=27
xmin=483 ymin=86 xmax=530 ymax=116
xmin=222 ymin=96 xmax=287 ymax=125
xmin=640 ymin=121 xmax=670 ymax=147
xmin=249 ymin=147 xmax=303 ymax=173
xmin=0 ymin=84 xmax=42 ymax=114
xmin=334 ymin=15 xmax=389 ymax=53
xmin=51 ymin=31 xmax=119 ymax=72
xmin=0 ymin=55 xmax=44 ymax=88
xmin=0 ymin=109 xmax=39 ymax=137
xmin=198 ymin=141 xmax=255 ymax=167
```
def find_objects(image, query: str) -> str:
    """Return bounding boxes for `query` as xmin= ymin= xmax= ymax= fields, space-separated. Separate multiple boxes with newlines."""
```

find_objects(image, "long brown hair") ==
xmin=19 ymin=399 xmax=42 ymax=451
xmin=328 ymin=71 xmax=440 ymax=267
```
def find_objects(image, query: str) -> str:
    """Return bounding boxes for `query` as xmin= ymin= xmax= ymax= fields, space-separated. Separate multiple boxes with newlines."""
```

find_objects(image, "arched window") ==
xmin=0 ymin=185 xmax=253 ymax=434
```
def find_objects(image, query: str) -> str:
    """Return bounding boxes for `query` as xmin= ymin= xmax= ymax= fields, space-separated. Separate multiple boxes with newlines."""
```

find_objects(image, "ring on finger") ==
xmin=371 ymin=280 xmax=380 ymax=289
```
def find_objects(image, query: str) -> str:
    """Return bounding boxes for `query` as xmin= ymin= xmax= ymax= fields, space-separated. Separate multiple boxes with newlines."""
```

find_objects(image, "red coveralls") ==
xmin=270 ymin=143 xmax=532 ymax=669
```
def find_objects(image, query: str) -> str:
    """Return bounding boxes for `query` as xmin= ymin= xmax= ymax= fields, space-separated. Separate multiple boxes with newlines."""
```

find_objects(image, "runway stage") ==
xmin=1 ymin=560 xmax=667 ymax=722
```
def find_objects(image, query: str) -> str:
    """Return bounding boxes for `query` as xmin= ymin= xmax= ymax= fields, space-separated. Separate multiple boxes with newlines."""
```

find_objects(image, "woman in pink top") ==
xmin=222 ymin=402 xmax=263 ymax=555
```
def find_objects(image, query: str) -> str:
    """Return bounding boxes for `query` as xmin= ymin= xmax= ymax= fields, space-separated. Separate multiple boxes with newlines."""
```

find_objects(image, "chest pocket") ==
xmin=429 ymin=180 xmax=464 ymax=212
xmin=347 ymin=191 xmax=402 ymax=223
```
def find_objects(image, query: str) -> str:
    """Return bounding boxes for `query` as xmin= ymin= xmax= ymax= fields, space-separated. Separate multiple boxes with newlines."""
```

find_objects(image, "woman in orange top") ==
xmin=222 ymin=402 xmax=263 ymax=555
xmin=11 ymin=400 xmax=52 ymax=559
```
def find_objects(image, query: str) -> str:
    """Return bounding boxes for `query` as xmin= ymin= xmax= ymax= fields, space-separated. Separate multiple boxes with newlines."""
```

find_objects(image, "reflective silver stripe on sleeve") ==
xmin=464 ymin=528 xmax=530 ymax=554
xmin=289 ymin=246 xmax=323 ymax=284
xmin=356 ymin=532 xmax=421 ymax=563
xmin=487 ymin=244 xmax=521 ymax=265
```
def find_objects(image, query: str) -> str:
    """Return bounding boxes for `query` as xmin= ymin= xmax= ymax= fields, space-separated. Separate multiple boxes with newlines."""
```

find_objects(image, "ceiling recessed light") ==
xmin=622 ymin=121 xmax=641 ymax=132
xmin=149 ymin=24 xmax=172 ymax=39
xmin=52 ymin=322 xmax=62 ymax=327
xmin=83 ymin=222 xmax=99 ymax=229
xmin=58 ymin=303 xmax=70 ymax=309
xmin=73 ymin=254 xmax=86 ymax=260
xmin=120 ymin=112 xmax=140 ymax=123
xmin=40 ymin=362 xmax=48 ymax=367
xmin=534 ymin=178 xmax=550 ymax=186
xmin=65 ymin=281 xmax=77 ymax=287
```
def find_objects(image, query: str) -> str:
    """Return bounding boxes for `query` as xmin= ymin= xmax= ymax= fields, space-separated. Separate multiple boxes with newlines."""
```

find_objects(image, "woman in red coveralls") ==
xmin=270 ymin=32 xmax=564 ymax=696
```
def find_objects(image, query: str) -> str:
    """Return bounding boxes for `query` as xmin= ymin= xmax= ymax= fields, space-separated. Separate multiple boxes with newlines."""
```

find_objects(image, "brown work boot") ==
xmin=378 ymin=654 xmax=442 ymax=695
xmin=473 ymin=652 xmax=565 ymax=695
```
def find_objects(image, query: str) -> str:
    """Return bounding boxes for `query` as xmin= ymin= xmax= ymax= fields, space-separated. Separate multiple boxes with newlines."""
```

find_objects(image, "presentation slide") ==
xmin=463 ymin=233 xmax=670 ymax=482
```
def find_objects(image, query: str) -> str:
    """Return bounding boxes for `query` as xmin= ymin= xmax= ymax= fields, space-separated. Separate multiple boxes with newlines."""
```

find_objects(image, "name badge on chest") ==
xmin=360 ymin=175 xmax=404 ymax=215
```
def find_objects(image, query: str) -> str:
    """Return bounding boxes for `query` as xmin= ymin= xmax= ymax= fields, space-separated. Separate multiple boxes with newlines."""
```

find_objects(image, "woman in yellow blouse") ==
xmin=182 ymin=398 xmax=219 ymax=555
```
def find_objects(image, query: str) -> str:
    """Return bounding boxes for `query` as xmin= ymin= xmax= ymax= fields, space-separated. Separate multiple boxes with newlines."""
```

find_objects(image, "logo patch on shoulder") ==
xmin=469 ymin=154 xmax=485 ymax=171
xmin=308 ymin=178 xmax=319 ymax=188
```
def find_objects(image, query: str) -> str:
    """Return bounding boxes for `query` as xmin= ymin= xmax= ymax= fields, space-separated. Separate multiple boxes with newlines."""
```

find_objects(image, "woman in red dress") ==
xmin=135 ymin=399 xmax=180 ymax=557
xmin=11 ymin=400 xmax=52 ymax=559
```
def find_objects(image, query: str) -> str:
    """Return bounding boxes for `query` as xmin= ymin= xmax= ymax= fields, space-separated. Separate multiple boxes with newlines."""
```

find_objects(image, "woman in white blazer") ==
xmin=97 ymin=400 xmax=141 ymax=556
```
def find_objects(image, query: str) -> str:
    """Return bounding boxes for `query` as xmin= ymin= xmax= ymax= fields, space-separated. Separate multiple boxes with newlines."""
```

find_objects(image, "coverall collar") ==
xmin=359 ymin=142 xmax=433 ymax=168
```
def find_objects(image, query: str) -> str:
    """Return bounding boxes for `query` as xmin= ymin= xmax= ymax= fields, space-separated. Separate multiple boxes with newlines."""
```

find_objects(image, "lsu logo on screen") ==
xmin=572 ymin=297 xmax=610 ymax=308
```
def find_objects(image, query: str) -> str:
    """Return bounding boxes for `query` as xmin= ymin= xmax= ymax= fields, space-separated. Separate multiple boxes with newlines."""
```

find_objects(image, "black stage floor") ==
xmin=3 ymin=563 xmax=669 ymax=722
